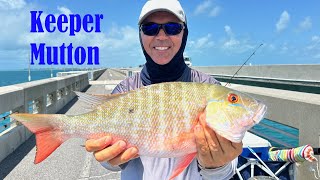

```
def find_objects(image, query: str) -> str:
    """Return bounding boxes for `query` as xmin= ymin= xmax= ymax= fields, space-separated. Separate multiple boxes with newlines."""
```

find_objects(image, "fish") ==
xmin=10 ymin=82 xmax=267 ymax=179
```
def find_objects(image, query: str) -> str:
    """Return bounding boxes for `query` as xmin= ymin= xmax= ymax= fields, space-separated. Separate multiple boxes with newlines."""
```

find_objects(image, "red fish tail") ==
xmin=10 ymin=113 xmax=68 ymax=164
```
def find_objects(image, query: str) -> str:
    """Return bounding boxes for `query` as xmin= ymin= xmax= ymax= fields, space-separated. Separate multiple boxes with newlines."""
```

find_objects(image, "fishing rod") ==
xmin=224 ymin=43 xmax=264 ymax=87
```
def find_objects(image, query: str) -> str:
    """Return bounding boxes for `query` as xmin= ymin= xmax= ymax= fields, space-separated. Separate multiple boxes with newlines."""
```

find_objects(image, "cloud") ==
xmin=267 ymin=43 xmax=276 ymax=50
xmin=280 ymin=43 xmax=289 ymax=53
xmin=0 ymin=4 xmax=30 ymax=50
xmin=189 ymin=34 xmax=214 ymax=49
xmin=209 ymin=6 xmax=221 ymax=17
xmin=21 ymin=22 xmax=141 ymax=67
xmin=194 ymin=1 xmax=212 ymax=15
xmin=0 ymin=0 xmax=26 ymax=10
xmin=224 ymin=25 xmax=234 ymax=37
xmin=298 ymin=17 xmax=312 ymax=31
xmin=306 ymin=36 xmax=319 ymax=49
xmin=223 ymin=25 xmax=238 ymax=48
xmin=194 ymin=1 xmax=221 ymax=17
xmin=311 ymin=35 xmax=319 ymax=42
xmin=306 ymin=35 xmax=320 ymax=50
xmin=57 ymin=6 xmax=72 ymax=15
xmin=276 ymin=11 xmax=290 ymax=32
xmin=224 ymin=38 xmax=240 ymax=48
xmin=0 ymin=2 xmax=143 ymax=69
xmin=222 ymin=25 xmax=254 ymax=53
xmin=103 ymin=25 xmax=140 ymax=49
xmin=307 ymin=36 xmax=320 ymax=59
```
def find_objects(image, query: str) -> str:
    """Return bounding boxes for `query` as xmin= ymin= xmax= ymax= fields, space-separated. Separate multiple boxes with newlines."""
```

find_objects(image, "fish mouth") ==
xmin=252 ymin=101 xmax=267 ymax=124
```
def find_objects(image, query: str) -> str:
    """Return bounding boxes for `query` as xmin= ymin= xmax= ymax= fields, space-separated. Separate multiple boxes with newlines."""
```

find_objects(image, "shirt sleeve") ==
xmin=111 ymin=83 xmax=126 ymax=94
xmin=100 ymin=162 xmax=122 ymax=171
xmin=199 ymin=158 xmax=238 ymax=180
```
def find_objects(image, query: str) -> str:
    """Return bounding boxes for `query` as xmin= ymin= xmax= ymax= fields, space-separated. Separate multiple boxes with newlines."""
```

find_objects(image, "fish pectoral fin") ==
xmin=74 ymin=91 xmax=125 ymax=108
xmin=169 ymin=153 xmax=197 ymax=180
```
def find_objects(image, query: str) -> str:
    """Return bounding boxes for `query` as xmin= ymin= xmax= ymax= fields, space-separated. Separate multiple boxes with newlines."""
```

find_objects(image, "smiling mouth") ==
xmin=154 ymin=47 xmax=170 ymax=50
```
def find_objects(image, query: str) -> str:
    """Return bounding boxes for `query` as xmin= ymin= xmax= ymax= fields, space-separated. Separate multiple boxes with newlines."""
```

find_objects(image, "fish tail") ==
xmin=10 ymin=113 xmax=68 ymax=164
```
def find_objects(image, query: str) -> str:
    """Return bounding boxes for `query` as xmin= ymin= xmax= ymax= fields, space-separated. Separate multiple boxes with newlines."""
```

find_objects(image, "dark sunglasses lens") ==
xmin=164 ymin=23 xmax=183 ymax=35
xmin=141 ymin=23 xmax=160 ymax=36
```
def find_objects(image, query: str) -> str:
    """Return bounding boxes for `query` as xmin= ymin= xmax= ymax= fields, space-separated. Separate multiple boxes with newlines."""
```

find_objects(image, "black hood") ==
xmin=140 ymin=23 xmax=189 ymax=85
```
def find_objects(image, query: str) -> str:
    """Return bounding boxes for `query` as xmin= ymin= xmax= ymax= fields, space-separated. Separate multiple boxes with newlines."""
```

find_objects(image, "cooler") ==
xmin=241 ymin=132 xmax=271 ymax=161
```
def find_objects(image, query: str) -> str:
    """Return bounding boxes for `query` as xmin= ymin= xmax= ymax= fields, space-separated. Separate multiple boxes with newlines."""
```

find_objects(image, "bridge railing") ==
xmin=194 ymin=64 xmax=320 ymax=81
xmin=0 ymin=72 xmax=89 ymax=163
xmin=57 ymin=68 xmax=106 ymax=80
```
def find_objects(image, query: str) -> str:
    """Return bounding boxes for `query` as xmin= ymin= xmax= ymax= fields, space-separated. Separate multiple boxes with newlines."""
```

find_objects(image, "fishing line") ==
xmin=312 ymin=160 xmax=320 ymax=179
xmin=247 ymin=146 xmax=280 ymax=179
xmin=224 ymin=43 xmax=263 ymax=87
xmin=223 ymin=32 xmax=320 ymax=179
xmin=223 ymin=28 xmax=287 ymax=87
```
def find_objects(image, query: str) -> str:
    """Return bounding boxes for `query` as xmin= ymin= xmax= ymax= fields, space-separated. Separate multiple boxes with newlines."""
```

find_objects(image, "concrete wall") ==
xmin=126 ymin=64 xmax=320 ymax=81
xmin=0 ymin=125 xmax=32 ymax=164
xmin=194 ymin=64 xmax=320 ymax=81
xmin=0 ymin=72 xmax=89 ymax=163
xmin=231 ymin=84 xmax=320 ymax=180
xmin=91 ymin=69 xmax=106 ymax=80
xmin=57 ymin=69 xmax=106 ymax=81
xmin=113 ymin=68 xmax=130 ymax=76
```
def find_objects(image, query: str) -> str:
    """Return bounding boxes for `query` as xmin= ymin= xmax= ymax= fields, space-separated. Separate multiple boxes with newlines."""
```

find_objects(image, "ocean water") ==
xmin=0 ymin=70 xmax=64 ymax=87
xmin=0 ymin=71 xmax=299 ymax=148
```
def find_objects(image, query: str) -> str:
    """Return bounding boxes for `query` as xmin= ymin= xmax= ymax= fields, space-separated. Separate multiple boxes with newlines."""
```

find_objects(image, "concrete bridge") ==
xmin=0 ymin=65 xmax=319 ymax=179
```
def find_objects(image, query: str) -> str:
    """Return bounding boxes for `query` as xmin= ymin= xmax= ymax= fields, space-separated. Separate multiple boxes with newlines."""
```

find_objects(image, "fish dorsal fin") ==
xmin=74 ymin=91 xmax=125 ymax=107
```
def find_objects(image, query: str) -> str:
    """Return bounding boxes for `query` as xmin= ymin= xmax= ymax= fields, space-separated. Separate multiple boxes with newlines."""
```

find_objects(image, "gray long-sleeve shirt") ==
xmin=101 ymin=68 xmax=237 ymax=180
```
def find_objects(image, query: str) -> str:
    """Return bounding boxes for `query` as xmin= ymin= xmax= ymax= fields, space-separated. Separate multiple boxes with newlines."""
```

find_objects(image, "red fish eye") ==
xmin=228 ymin=93 xmax=238 ymax=103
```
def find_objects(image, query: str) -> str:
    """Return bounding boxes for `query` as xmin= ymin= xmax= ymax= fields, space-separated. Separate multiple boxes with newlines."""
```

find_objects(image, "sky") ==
xmin=0 ymin=0 xmax=319 ymax=70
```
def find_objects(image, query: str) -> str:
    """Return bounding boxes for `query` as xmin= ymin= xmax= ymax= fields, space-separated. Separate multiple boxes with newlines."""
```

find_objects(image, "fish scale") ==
xmin=10 ymin=82 xmax=267 ymax=179
xmin=70 ymin=82 xmax=207 ymax=156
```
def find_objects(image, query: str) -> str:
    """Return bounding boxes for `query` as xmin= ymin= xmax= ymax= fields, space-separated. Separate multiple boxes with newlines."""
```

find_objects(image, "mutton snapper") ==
xmin=10 ymin=82 xmax=267 ymax=179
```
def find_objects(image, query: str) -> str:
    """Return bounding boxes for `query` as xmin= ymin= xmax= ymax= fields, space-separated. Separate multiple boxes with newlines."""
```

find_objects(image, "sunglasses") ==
xmin=140 ymin=22 xmax=184 ymax=36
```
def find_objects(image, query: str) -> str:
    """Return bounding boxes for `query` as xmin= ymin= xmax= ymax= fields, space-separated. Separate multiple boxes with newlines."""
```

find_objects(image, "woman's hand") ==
xmin=85 ymin=136 xmax=139 ymax=166
xmin=194 ymin=113 xmax=243 ymax=168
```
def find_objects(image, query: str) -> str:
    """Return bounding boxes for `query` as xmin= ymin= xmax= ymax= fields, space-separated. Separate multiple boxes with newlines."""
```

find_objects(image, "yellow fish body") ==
xmin=10 ymin=82 xmax=267 ymax=179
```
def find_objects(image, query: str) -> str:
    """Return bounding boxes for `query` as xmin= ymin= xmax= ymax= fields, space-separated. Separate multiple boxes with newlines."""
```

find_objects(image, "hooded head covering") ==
xmin=139 ymin=0 xmax=190 ymax=85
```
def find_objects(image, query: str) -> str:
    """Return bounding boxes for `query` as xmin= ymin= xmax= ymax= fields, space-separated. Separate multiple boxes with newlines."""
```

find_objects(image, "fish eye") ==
xmin=228 ymin=93 xmax=239 ymax=103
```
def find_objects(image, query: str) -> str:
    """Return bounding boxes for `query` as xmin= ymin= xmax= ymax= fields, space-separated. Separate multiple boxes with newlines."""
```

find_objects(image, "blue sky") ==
xmin=0 ymin=0 xmax=319 ymax=70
